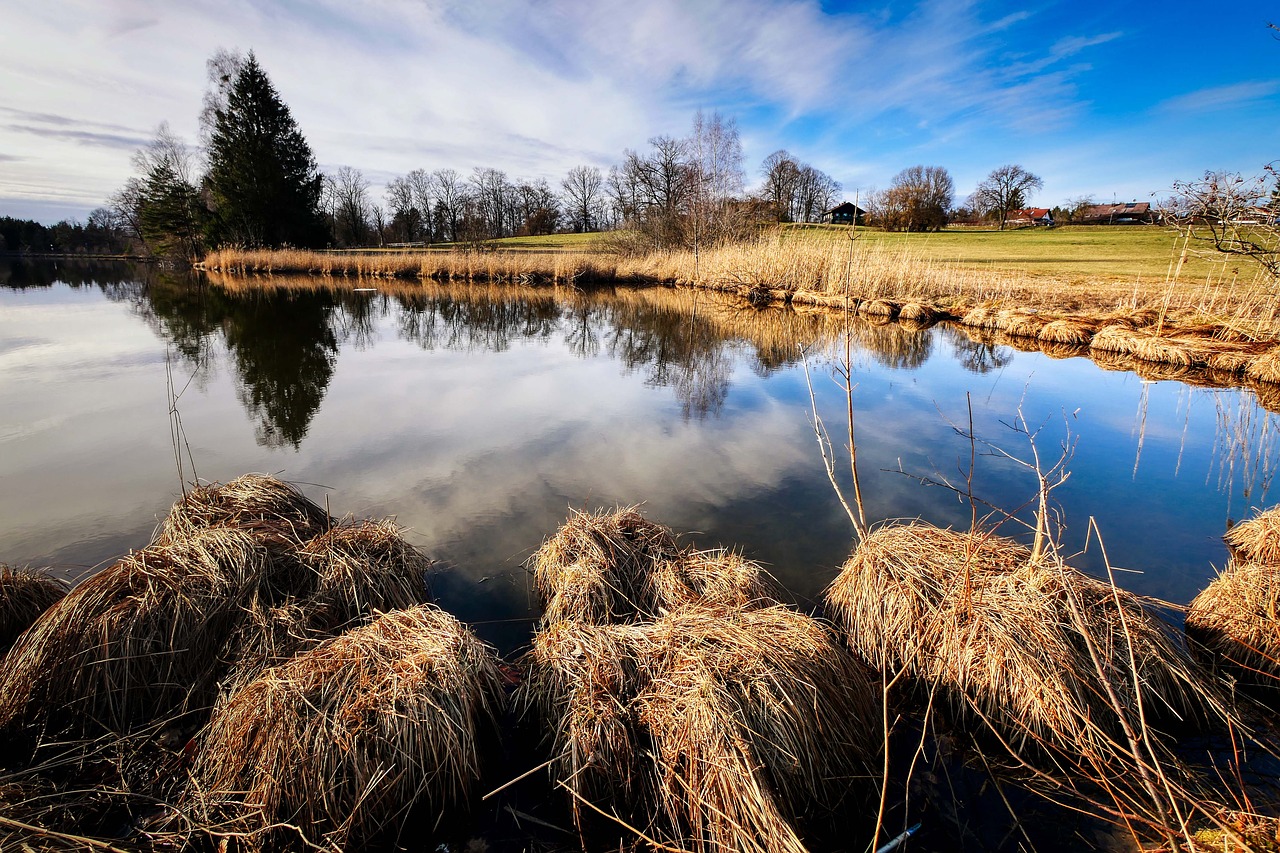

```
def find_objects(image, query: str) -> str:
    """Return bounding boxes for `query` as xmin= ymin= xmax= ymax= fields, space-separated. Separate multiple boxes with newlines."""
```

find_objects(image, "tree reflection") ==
xmin=222 ymin=291 xmax=339 ymax=448
xmin=945 ymin=326 xmax=1013 ymax=374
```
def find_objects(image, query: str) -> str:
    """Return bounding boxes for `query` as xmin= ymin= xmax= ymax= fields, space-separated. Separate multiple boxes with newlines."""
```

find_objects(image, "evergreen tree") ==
xmin=204 ymin=53 xmax=327 ymax=248
xmin=138 ymin=162 xmax=204 ymax=260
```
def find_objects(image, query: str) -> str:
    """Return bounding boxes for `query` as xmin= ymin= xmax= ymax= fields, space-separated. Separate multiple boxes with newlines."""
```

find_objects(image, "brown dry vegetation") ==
xmin=522 ymin=507 xmax=878 ymax=851
xmin=1187 ymin=507 xmax=1280 ymax=698
xmin=0 ymin=566 xmax=67 ymax=655
xmin=188 ymin=605 xmax=503 ymax=851
xmin=204 ymin=229 xmax=1280 ymax=386
xmin=826 ymin=522 xmax=1244 ymax=843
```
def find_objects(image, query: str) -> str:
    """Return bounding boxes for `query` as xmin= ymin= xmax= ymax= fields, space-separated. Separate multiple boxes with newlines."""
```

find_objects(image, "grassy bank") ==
xmin=204 ymin=227 xmax=1280 ymax=385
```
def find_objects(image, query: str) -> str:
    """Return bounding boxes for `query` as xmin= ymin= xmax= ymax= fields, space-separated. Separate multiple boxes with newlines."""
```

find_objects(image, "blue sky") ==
xmin=2 ymin=0 xmax=1277 ymax=224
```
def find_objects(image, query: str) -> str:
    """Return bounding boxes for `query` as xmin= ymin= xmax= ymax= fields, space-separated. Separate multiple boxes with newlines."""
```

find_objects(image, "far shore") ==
xmin=198 ymin=227 xmax=1280 ymax=394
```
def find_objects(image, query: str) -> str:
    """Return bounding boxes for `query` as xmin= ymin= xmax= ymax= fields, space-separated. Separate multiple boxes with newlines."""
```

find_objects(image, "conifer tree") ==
xmin=203 ymin=53 xmax=327 ymax=247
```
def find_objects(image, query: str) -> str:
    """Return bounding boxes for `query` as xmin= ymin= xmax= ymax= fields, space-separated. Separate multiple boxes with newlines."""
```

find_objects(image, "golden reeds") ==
xmin=189 ymin=605 xmax=504 ymax=850
xmin=1186 ymin=560 xmax=1280 ymax=694
xmin=531 ymin=507 xmax=678 ymax=624
xmin=0 ymin=527 xmax=272 ymax=735
xmin=825 ymin=523 xmax=1225 ymax=754
xmin=0 ymin=566 xmax=67 ymax=655
xmin=156 ymin=472 xmax=332 ymax=547
xmin=1225 ymin=506 xmax=1280 ymax=565
xmin=524 ymin=605 xmax=878 ymax=852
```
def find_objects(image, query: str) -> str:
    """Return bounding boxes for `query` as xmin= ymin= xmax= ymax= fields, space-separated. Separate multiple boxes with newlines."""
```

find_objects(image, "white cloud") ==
xmin=0 ymin=0 xmax=1272 ymax=223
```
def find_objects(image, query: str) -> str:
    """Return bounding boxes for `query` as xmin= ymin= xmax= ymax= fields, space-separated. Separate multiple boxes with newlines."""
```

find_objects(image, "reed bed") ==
xmin=825 ymin=523 xmax=1228 ymax=754
xmin=0 ymin=526 xmax=272 ymax=736
xmin=188 ymin=605 xmax=504 ymax=851
xmin=204 ymin=237 xmax=1280 ymax=389
xmin=0 ymin=566 xmax=67 ymax=656
xmin=523 ymin=604 xmax=878 ymax=852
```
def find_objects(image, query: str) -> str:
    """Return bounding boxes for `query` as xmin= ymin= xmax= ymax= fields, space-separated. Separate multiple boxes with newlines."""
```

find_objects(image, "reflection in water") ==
xmin=223 ymin=292 xmax=339 ymax=448
xmin=6 ymin=259 xmax=1280 ymax=629
xmin=944 ymin=325 xmax=1015 ymax=374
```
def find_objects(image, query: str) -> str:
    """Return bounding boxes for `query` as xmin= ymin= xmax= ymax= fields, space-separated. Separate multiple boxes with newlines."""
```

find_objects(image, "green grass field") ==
xmin=349 ymin=225 xmax=1248 ymax=286
xmin=782 ymin=223 xmax=1242 ymax=284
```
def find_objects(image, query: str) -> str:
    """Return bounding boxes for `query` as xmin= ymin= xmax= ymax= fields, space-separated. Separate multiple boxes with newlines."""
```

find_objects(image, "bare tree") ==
xmin=368 ymin=202 xmax=387 ymax=247
xmin=198 ymin=48 xmax=244 ymax=147
xmin=874 ymin=165 xmax=954 ymax=231
xmin=759 ymin=151 xmax=839 ymax=223
xmin=515 ymin=178 xmax=560 ymax=235
xmin=614 ymin=136 xmax=696 ymax=247
xmin=429 ymin=168 xmax=467 ymax=242
xmin=761 ymin=150 xmax=802 ymax=222
xmin=329 ymin=166 xmax=370 ymax=246
xmin=972 ymin=164 xmax=1044 ymax=230
xmin=470 ymin=167 xmax=514 ymax=239
xmin=689 ymin=110 xmax=746 ymax=243
xmin=1164 ymin=166 xmax=1279 ymax=278
xmin=385 ymin=175 xmax=418 ymax=243
xmin=110 ymin=123 xmax=204 ymax=260
xmin=561 ymin=165 xmax=605 ymax=233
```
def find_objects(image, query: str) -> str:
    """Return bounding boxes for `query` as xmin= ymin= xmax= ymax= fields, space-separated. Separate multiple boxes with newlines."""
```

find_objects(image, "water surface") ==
xmin=1 ymin=258 xmax=1275 ymax=653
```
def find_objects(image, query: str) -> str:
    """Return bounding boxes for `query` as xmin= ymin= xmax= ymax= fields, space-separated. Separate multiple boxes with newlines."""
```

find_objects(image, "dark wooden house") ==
xmin=824 ymin=202 xmax=867 ymax=226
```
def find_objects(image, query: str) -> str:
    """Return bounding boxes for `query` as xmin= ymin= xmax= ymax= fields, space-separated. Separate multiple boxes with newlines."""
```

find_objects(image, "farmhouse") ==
xmin=1081 ymin=202 xmax=1153 ymax=224
xmin=824 ymin=202 xmax=867 ymax=226
xmin=1005 ymin=208 xmax=1054 ymax=228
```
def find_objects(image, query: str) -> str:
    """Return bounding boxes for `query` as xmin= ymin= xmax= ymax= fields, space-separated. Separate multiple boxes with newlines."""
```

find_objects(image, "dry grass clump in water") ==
xmin=1225 ymin=506 xmax=1280 ymax=566
xmin=0 ymin=527 xmax=272 ymax=736
xmin=156 ymin=473 xmax=332 ymax=547
xmin=825 ymin=523 xmax=1224 ymax=756
xmin=532 ymin=508 xmax=776 ymax=624
xmin=523 ymin=604 xmax=878 ymax=852
xmin=297 ymin=518 xmax=434 ymax=631
xmin=898 ymin=302 xmax=935 ymax=325
xmin=1186 ymin=560 xmax=1280 ymax=696
xmin=0 ymin=566 xmax=68 ymax=655
xmin=1039 ymin=318 xmax=1096 ymax=346
xmin=214 ymin=517 xmax=437 ymax=695
xmin=189 ymin=605 xmax=503 ymax=851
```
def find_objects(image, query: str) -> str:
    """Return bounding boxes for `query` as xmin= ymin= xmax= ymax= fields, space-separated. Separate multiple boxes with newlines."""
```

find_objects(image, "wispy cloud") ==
xmin=6 ymin=125 xmax=149 ymax=150
xmin=1160 ymin=80 xmax=1280 ymax=113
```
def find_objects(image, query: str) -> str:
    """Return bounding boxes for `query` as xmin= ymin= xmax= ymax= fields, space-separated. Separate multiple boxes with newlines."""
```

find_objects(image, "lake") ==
xmin=1 ymin=257 xmax=1276 ymax=654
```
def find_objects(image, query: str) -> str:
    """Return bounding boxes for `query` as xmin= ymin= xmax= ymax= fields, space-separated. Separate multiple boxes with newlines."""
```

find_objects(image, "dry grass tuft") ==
xmin=0 ymin=566 xmax=68 ymax=656
xmin=0 ymin=527 xmax=272 ymax=735
xmin=859 ymin=298 xmax=898 ymax=318
xmin=825 ymin=523 xmax=1225 ymax=755
xmin=1247 ymin=346 xmax=1280 ymax=386
xmin=297 ymin=518 xmax=434 ymax=631
xmin=189 ymin=605 xmax=504 ymax=850
xmin=898 ymin=302 xmax=936 ymax=324
xmin=533 ymin=509 xmax=780 ymax=624
xmin=216 ymin=518 xmax=437 ymax=694
xmin=531 ymin=508 xmax=678 ymax=624
xmin=996 ymin=309 xmax=1049 ymax=339
xmin=1091 ymin=325 xmax=1197 ymax=367
xmin=1038 ymin=318 xmax=1097 ymax=346
xmin=1186 ymin=560 xmax=1280 ymax=695
xmin=156 ymin=473 xmax=331 ymax=547
xmin=1226 ymin=506 xmax=1280 ymax=565
xmin=523 ymin=604 xmax=878 ymax=852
